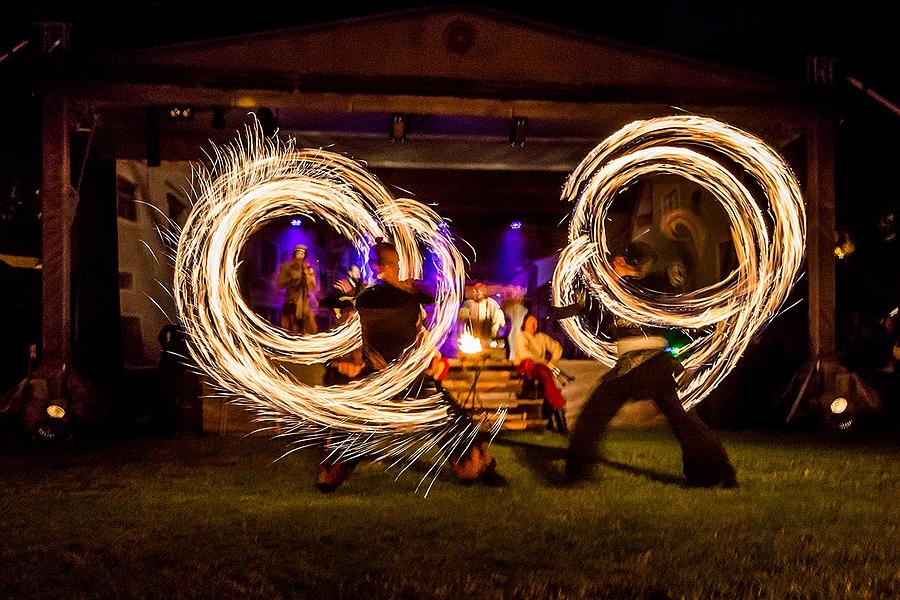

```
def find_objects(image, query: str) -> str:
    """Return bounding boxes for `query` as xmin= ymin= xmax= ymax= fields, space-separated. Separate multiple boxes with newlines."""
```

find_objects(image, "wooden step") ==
xmin=452 ymin=390 xmax=515 ymax=403
xmin=447 ymin=358 xmax=517 ymax=369
xmin=460 ymin=397 xmax=544 ymax=408
xmin=444 ymin=369 xmax=518 ymax=383
xmin=442 ymin=382 xmax=520 ymax=396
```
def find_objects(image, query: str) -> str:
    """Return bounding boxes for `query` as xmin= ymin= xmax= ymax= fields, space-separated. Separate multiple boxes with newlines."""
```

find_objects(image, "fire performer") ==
xmin=317 ymin=240 xmax=506 ymax=491
xmin=564 ymin=242 xmax=737 ymax=487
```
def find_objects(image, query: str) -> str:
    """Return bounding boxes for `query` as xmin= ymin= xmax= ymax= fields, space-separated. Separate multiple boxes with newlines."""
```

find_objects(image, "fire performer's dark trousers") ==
xmin=566 ymin=352 xmax=736 ymax=487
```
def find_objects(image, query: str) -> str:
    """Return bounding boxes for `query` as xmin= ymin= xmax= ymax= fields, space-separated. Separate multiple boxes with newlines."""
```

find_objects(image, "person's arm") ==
xmin=490 ymin=299 xmax=506 ymax=337
xmin=458 ymin=300 xmax=471 ymax=323
xmin=546 ymin=334 xmax=563 ymax=364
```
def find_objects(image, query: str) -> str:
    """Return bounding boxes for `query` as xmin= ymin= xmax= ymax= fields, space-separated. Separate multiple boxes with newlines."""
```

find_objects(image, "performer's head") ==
xmin=293 ymin=244 xmax=307 ymax=261
xmin=472 ymin=282 xmax=487 ymax=302
xmin=347 ymin=264 xmax=361 ymax=280
xmin=369 ymin=239 xmax=400 ymax=284
xmin=613 ymin=241 xmax=656 ymax=278
xmin=522 ymin=312 xmax=540 ymax=335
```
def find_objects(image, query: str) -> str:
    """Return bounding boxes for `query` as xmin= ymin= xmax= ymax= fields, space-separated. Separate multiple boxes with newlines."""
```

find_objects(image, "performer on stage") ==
xmin=458 ymin=282 xmax=505 ymax=343
xmin=321 ymin=264 xmax=365 ymax=326
xmin=565 ymin=242 xmax=737 ymax=487
xmin=333 ymin=264 xmax=365 ymax=301
xmin=515 ymin=313 xmax=568 ymax=433
xmin=317 ymin=240 xmax=506 ymax=492
xmin=276 ymin=244 xmax=318 ymax=334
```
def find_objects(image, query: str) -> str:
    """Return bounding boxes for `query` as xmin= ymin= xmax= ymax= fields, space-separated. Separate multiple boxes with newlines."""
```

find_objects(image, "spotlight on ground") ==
xmin=46 ymin=405 xmax=66 ymax=419
xmin=830 ymin=397 xmax=848 ymax=415
xmin=827 ymin=396 xmax=855 ymax=430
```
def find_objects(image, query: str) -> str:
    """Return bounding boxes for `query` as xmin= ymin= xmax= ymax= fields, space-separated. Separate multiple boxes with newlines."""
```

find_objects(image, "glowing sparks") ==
xmin=173 ymin=126 xmax=489 ymax=483
xmin=553 ymin=115 xmax=806 ymax=410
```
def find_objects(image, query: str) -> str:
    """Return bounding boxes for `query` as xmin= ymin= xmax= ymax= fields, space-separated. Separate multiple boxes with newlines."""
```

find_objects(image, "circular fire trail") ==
xmin=173 ymin=130 xmax=492 ymax=483
xmin=552 ymin=116 xmax=806 ymax=409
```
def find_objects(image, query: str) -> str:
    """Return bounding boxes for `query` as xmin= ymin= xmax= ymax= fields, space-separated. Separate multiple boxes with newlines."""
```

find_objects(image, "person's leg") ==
xmin=303 ymin=306 xmax=319 ymax=335
xmin=634 ymin=355 xmax=737 ymax=487
xmin=532 ymin=364 xmax=566 ymax=410
xmin=316 ymin=433 xmax=360 ymax=493
xmin=281 ymin=303 xmax=295 ymax=331
xmin=438 ymin=379 xmax=507 ymax=486
xmin=553 ymin=407 xmax=568 ymax=434
xmin=565 ymin=371 xmax=631 ymax=479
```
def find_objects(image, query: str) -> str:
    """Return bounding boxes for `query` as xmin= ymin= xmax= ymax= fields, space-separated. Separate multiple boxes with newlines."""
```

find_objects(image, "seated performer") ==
xmin=317 ymin=240 xmax=506 ymax=491
xmin=458 ymin=282 xmax=505 ymax=343
xmin=515 ymin=313 xmax=568 ymax=433
xmin=565 ymin=241 xmax=738 ymax=487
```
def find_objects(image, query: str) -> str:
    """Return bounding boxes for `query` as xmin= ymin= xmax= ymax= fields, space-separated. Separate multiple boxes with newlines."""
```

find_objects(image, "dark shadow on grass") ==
xmin=494 ymin=437 xmax=686 ymax=487
xmin=494 ymin=436 xmax=570 ymax=486
xmin=594 ymin=457 xmax=685 ymax=486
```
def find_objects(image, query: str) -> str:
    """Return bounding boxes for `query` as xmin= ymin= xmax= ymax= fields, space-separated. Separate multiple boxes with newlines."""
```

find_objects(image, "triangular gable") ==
xmin=91 ymin=6 xmax=789 ymax=103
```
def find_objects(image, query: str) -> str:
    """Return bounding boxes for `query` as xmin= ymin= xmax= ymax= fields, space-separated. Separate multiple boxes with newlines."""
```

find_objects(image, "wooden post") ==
xmin=806 ymin=117 xmax=837 ymax=362
xmin=32 ymin=25 xmax=74 ymax=401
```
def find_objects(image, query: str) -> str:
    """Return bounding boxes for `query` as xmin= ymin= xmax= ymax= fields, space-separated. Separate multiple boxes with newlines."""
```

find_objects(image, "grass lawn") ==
xmin=1 ymin=428 xmax=898 ymax=599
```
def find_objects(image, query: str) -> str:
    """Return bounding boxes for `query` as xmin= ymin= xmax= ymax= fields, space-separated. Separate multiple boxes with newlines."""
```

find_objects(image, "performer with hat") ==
xmin=277 ymin=244 xmax=318 ymax=334
xmin=458 ymin=282 xmax=506 ymax=343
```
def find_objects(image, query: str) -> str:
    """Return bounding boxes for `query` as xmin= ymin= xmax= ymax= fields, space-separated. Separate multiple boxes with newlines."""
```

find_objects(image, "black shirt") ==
xmin=355 ymin=281 xmax=435 ymax=363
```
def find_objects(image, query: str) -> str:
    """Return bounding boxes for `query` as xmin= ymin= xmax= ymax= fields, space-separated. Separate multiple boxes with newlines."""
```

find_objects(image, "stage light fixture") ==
xmin=830 ymin=397 xmax=848 ymax=414
xmin=46 ymin=405 xmax=66 ymax=419
xmin=167 ymin=105 xmax=194 ymax=120
xmin=290 ymin=218 xmax=302 ymax=227
xmin=510 ymin=220 xmax=522 ymax=230
xmin=826 ymin=396 xmax=855 ymax=430
xmin=509 ymin=117 xmax=527 ymax=147
xmin=390 ymin=115 xmax=406 ymax=143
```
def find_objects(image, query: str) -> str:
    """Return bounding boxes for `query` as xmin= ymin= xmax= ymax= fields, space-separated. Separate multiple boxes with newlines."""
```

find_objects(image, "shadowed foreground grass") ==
xmin=1 ymin=429 xmax=898 ymax=599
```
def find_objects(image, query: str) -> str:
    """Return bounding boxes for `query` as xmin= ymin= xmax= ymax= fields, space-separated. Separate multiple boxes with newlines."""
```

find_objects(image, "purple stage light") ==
xmin=290 ymin=218 xmax=303 ymax=227
xmin=510 ymin=221 xmax=522 ymax=230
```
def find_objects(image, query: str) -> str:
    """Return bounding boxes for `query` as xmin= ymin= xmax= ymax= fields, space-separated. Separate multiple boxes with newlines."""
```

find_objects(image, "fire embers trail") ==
xmin=553 ymin=116 xmax=806 ymax=410
xmin=174 ymin=129 xmax=492 ymax=483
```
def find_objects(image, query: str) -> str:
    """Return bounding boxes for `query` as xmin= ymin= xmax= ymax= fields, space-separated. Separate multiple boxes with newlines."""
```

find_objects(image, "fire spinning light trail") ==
xmin=553 ymin=116 xmax=806 ymax=410
xmin=173 ymin=129 xmax=499 ymax=485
